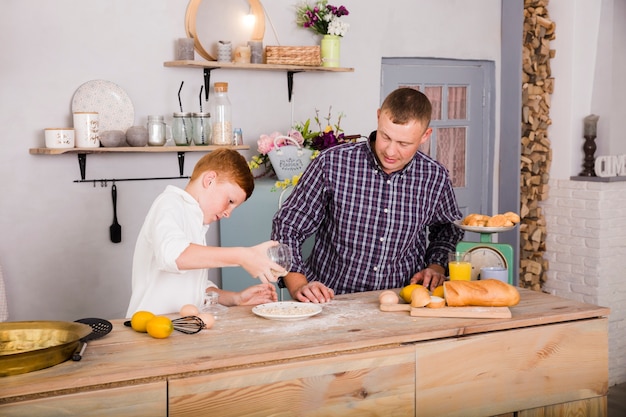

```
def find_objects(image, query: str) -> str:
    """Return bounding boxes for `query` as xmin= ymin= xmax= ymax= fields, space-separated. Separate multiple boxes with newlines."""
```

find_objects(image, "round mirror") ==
xmin=185 ymin=0 xmax=265 ymax=61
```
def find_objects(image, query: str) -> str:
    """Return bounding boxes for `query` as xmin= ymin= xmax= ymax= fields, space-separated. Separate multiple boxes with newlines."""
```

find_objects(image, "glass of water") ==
xmin=267 ymin=243 xmax=292 ymax=302
xmin=267 ymin=243 xmax=292 ymax=277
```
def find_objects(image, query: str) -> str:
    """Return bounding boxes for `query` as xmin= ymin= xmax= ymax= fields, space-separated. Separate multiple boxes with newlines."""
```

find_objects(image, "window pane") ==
xmin=436 ymin=127 xmax=466 ymax=187
xmin=424 ymin=86 xmax=442 ymax=120
xmin=447 ymin=86 xmax=467 ymax=120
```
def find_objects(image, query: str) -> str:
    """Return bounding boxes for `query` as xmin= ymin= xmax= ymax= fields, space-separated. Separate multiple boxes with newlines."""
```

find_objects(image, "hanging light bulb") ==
xmin=243 ymin=7 xmax=256 ymax=28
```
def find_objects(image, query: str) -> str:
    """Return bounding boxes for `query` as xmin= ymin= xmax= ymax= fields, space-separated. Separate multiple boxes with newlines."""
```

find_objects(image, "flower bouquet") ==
xmin=248 ymin=108 xmax=349 ymax=189
xmin=296 ymin=1 xmax=350 ymax=37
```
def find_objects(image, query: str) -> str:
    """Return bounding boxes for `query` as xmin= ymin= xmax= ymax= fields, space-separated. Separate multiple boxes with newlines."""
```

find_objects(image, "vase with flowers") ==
xmin=248 ymin=107 xmax=349 ymax=189
xmin=296 ymin=0 xmax=350 ymax=67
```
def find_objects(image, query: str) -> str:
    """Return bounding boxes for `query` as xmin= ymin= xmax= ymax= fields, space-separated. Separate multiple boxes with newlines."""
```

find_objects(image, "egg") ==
xmin=197 ymin=313 xmax=215 ymax=329
xmin=179 ymin=304 xmax=200 ymax=317
xmin=378 ymin=290 xmax=400 ymax=305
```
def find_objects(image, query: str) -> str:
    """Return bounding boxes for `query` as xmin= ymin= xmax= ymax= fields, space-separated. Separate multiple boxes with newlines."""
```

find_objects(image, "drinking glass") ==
xmin=448 ymin=251 xmax=472 ymax=281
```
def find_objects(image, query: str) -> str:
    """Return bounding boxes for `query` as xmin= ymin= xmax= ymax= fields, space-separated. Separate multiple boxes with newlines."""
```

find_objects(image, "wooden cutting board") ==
xmin=380 ymin=303 xmax=512 ymax=319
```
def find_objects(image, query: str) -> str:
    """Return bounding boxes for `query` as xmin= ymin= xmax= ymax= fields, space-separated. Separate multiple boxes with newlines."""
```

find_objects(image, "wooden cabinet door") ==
xmin=169 ymin=346 xmax=415 ymax=417
xmin=0 ymin=381 xmax=166 ymax=417
xmin=414 ymin=319 xmax=608 ymax=417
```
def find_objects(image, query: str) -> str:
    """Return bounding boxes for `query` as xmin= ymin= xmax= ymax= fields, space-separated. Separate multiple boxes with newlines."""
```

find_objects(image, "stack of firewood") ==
xmin=519 ymin=0 xmax=555 ymax=291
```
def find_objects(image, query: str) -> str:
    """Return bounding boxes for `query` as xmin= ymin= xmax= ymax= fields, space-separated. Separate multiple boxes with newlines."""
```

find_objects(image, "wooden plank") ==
xmin=380 ymin=303 xmax=512 ymax=318
xmin=163 ymin=60 xmax=354 ymax=73
xmin=0 ymin=381 xmax=166 ymax=417
xmin=410 ymin=306 xmax=511 ymax=319
xmin=29 ymin=145 xmax=249 ymax=155
xmin=169 ymin=346 xmax=415 ymax=417
xmin=414 ymin=319 xmax=608 ymax=417
xmin=379 ymin=303 xmax=411 ymax=312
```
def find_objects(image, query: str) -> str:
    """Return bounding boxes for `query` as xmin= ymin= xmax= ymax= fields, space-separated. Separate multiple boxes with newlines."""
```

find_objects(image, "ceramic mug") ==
xmin=73 ymin=112 xmax=100 ymax=148
xmin=480 ymin=266 xmax=509 ymax=283
xmin=44 ymin=128 xmax=74 ymax=148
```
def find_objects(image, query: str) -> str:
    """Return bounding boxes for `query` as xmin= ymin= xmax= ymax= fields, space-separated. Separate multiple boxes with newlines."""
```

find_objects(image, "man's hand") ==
xmin=410 ymin=264 xmax=446 ymax=291
xmin=292 ymin=281 xmax=335 ymax=303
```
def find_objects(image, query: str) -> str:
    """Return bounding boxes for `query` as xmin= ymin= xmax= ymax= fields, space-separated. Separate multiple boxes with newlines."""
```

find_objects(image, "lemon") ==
xmin=399 ymin=284 xmax=424 ymax=303
xmin=130 ymin=311 xmax=155 ymax=333
xmin=146 ymin=316 xmax=174 ymax=339
xmin=432 ymin=285 xmax=445 ymax=298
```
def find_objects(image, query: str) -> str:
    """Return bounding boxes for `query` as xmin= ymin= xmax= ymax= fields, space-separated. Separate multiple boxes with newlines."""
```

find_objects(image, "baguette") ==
xmin=443 ymin=279 xmax=520 ymax=307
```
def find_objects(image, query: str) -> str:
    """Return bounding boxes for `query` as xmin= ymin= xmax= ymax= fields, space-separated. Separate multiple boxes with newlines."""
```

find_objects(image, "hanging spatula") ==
xmin=110 ymin=184 xmax=122 ymax=243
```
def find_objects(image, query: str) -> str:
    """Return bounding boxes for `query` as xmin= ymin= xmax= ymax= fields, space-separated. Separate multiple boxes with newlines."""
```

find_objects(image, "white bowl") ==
xmin=44 ymin=128 xmax=75 ymax=149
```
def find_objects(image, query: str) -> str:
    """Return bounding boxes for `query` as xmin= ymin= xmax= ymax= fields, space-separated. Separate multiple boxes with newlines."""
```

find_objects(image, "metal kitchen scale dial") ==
xmin=453 ymin=220 xmax=516 ymax=284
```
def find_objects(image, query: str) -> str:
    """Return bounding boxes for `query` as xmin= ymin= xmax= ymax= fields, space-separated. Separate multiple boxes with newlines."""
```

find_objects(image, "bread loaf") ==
xmin=443 ymin=279 xmax=520 ymax=307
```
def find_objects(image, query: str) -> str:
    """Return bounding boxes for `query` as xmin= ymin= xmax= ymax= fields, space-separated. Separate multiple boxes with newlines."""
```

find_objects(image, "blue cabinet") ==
xmin=220 ymin=179 xmax=312 ymax=301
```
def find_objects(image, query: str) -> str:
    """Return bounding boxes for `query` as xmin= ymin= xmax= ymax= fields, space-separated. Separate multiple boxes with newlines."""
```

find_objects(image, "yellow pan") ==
xmin=0 ymin=321 xmax=92 ymax=377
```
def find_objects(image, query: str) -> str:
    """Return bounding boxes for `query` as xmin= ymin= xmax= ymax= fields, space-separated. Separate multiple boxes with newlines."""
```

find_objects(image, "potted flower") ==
xmin=295 ymin=1 xmax=350 ymax=67
xmin=248 ymin=108 xmax=350 ymax=189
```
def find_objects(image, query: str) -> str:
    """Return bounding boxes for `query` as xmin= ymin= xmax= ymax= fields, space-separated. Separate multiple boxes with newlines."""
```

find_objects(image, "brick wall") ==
xmin=540 ymin=179 xmax=626 ymax=386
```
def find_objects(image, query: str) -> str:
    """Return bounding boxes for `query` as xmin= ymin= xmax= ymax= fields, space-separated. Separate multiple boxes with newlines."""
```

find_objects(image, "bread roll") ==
xmin=410 ymin=286 xmax=432 ymax=308
xmin=504 ymin=211 xmax=521 ymax=223
xmin=443 ymin=279 xmax=520 ymax=307
xmin=463 ymin=213 xmax=489 ymax=226
xmin=486 ymin=214 xmax=509 ymax=227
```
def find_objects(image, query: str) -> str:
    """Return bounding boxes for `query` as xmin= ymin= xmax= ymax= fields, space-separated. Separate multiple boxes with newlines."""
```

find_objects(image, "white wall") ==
xmin=549 ymin=0 xmax=625 ymax=178
xmin=1 ymin=0 xmax=502 ymax=321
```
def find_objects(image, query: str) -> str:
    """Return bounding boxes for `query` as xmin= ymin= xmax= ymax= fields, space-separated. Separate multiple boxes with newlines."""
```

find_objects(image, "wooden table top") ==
xmin=0 ymin=288 xmax=609 ymax=403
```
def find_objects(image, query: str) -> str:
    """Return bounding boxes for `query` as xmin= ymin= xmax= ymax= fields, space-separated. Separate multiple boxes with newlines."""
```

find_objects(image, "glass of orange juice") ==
xmin=448 ymin=251 xmax=472 ymax=281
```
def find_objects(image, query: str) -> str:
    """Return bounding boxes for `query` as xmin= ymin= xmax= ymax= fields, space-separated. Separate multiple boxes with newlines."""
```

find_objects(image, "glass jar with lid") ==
xmin=172 ymin=112 xmax=192 ymax=146
xmin=192 ymin=112 xmax=211 ymax=145
xmin=210 ymin=82 xmax=232 ymax=145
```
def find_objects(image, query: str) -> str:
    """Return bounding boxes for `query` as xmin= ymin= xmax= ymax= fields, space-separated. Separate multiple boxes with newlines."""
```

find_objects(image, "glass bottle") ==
xmin=211 ymin=82 xmax=232 ymax=145
xmin=192 ymin=112 xmax=211 ymax=145
xmin=172 ymin=112 xmax=192 ymax=146
xmin=147 ymin=115 xmax=166 ymax=146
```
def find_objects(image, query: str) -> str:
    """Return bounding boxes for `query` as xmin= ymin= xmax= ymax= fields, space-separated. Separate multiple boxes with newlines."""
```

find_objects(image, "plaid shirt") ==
xmin=272 ymin=136 xmax=464 ymax=294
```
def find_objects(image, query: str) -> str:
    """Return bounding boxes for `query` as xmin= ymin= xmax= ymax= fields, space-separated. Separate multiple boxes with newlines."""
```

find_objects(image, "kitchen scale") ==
xmin=453 ymin=220 xmax=516 ymax=284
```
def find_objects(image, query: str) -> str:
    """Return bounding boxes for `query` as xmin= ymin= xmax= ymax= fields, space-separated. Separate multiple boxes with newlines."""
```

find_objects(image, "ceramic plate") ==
xmin=453 ymin=220 xmax=516 ymax=234
xmin=71 ymin=80 xmax=134 ymax=133
xmin=252 ymin=302 xmax=322 ymax=321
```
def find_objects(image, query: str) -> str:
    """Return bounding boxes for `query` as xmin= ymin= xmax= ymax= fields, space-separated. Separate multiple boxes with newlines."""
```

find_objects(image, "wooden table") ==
xmin=0 ymin=289 xmax=609 ymax=416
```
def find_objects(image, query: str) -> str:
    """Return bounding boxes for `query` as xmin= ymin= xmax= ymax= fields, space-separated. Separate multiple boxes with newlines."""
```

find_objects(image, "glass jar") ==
xmin=172 ymin=112 xmax=192 ymax=146
xmin=192 ymin=112 xmax=211 ymax=145
xmin=147 ymin=115 xmax=166 ymax=146
xmin=211 ymin=82 xmax=232 ymax=145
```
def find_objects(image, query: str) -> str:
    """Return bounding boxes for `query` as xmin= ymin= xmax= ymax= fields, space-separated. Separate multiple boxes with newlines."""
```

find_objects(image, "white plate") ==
xmin=71 ymin=80 xmax=135 ymax=133
xmin=252 ymin=302 xmax=322 ymax=321
xmin=453 ymin=220 xmax=516 ymax=234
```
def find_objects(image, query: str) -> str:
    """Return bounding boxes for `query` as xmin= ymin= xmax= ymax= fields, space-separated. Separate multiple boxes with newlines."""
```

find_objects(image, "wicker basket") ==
xmin=265 ymin=46 xmax=321 ymax=66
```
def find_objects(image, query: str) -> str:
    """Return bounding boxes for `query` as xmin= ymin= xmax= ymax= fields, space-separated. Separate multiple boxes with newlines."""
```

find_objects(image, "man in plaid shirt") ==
xmin=272 ymin=88 xmax=464 ymax=303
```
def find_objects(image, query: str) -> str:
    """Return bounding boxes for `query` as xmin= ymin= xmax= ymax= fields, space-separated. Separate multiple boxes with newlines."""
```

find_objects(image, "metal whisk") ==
xmin=172 ymin=316 xmax=205 ymax=334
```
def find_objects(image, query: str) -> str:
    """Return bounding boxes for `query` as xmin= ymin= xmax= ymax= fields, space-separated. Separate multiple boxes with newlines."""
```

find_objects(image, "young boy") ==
xmin=126 ymin=148 xmax=280 ymax=316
